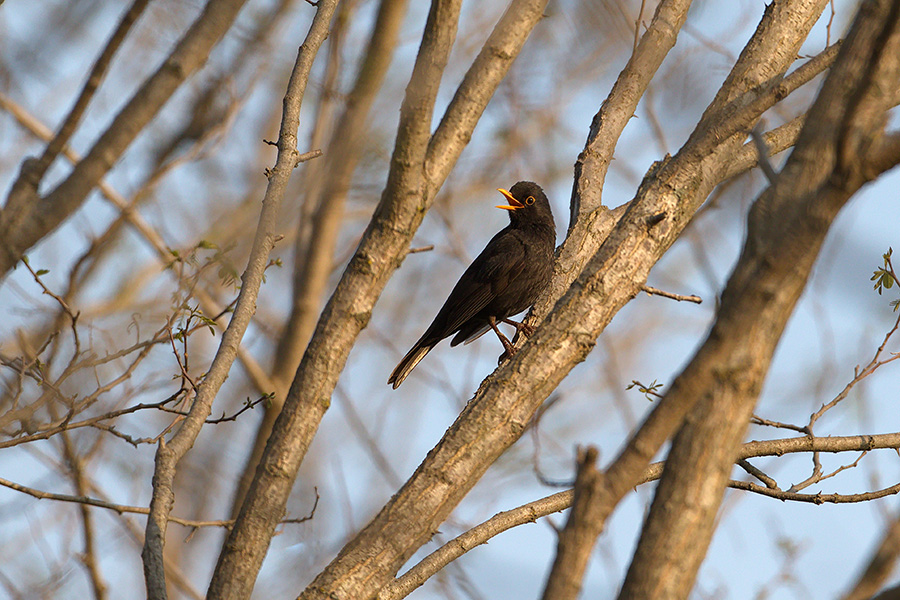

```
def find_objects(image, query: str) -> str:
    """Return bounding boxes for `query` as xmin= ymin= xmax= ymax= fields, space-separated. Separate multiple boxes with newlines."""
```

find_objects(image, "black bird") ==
xmin=388 ymin=181 xmax=556 ymax=389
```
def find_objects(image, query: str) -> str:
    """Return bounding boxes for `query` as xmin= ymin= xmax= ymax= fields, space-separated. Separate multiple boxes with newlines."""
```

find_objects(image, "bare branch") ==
xmin=229 ymin=0 xmax=410 ymax=523
xmin=31 ymin=0 xmax=151 ymax=184
xmin=0 ymin=477 xmax=234 ymax=528
xmin=737 ymin=459 xmax=778 ymax=489
xmin=731 ymin=479 xmax=900 ymax=504
xmin=274 ymin=0 xmax=409 ymax=388
xmin=0 ymin=0 xmax=253 ymax=275
xmin=221 ymin=0 xmax=467 ymax=592
xmin=383 ymin=432 xmax=900 ymax=595
xmin=541 ymin=447 xmax=604 ymax=600
xmin=0 ymin=89 xmax=278 ymax=398
xmin=141 ymin=2 xmax=341 ymax=597
xmin=641 ymin=285 xmax=702 ymax=304
xmin=617 ymin=2 xmax=900 ymax=596
xmin=212 ymin=1 xmax=553 ymax=597
xmin=809 ymin=309 xmax=900 ymax=431
xmin=294 ymin=148 xmax=323 ymax=166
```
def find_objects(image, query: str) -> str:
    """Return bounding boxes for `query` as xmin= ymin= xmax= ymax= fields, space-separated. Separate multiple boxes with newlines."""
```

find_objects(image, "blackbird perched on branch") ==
xmin=388 ymin=181 xmax=556 ymax=389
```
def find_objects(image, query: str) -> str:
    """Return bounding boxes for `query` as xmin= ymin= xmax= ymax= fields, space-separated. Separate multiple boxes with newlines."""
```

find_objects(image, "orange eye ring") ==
xmin=525 ymin=196 xmax=535 ymax=205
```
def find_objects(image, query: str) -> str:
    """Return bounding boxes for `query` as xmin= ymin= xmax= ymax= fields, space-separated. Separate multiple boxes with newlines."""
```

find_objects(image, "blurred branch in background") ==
xmin=228 ymin=0 xmax=411 ymax=519
xmin=844 ymin=507 xmax=900 ymax=600
xmin=0 ymin=0 xmax=253 ymax=275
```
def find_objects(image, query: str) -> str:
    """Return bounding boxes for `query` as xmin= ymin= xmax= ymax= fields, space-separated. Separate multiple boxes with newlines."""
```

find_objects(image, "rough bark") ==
xmin=533 ymin=0 xmax=693 ymax=325
xmin=617 ymin=1 xmax=900 ymax=598
xmin=203 ymin=1 xmax=551 ymax=597
xmin=300 ymin=1 xmax=832 ymax=599
xmin=530 ymin=4 xmax=835 ymax=595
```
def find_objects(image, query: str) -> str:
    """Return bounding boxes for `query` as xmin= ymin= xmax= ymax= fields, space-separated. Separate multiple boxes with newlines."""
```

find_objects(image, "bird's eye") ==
xmin=525 ymin=196 xmax=535 ymax=205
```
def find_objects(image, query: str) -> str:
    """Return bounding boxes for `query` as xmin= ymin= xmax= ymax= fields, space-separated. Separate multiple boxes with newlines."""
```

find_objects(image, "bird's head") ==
xmin=496 ymin=181 xmax=555 ymax=230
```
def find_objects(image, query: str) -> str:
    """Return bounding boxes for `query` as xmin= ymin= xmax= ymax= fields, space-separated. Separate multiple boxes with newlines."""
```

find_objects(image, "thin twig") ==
xmin=294 ymin=148 xmax=323 ymax=167
xmin=21 ymin=258 xmax=79 ymax=322
xmin=809 ymin=290 xmax=900 ymax=430
xmin=0 ymin=477 xmax=233 ymax=528
xmin=0 ymin=476 xmax=317 ymax=529
xmin=750 ymin=415 xmax=809 ymax=434
xmin=737 ymin=459 xmax=778 ymax=489
xmin=826 ymin=0 xmax=835 ymax=46
xmin=0 ymin=390 xmax=183 ymax=449
xmin=0 ymin=91 xmax=278 ymax=397
xmin=731 ymin=479 xmax=900 ymax=504
xmin=633 ymin=0 xmax=647 ymax=53
xmin=281 ymin=488 xmax=320 ymax=524
xmin=641 ymin=285 xmax=702 ymax=304
xmin=788 ymin=451 xmax=867 ymax=493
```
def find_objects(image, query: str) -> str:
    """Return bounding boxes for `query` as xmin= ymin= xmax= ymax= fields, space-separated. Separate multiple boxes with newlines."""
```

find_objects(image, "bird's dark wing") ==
xmin=423 ymin=228 xmax=525 ymax=342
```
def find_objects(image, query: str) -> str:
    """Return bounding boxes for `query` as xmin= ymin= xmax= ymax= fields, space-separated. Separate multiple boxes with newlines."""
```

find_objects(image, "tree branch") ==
xmin=380 ymin=431 xmax=900 ymax=597
xmin=32 ymin=0 xmax=151 ymax=185
xmin=0 ymin=476 xmax=236 ymax=528
xmin=230 ymin=0 xmax=410 ymax=519
xmin=0 ymin=0 xmax=252 ymax=276
xmin=541 ymin=447 xmax=604 ymax=600
xmin=537 ymin=0 xmax=693 ymax=329
xmin=139 ymin=2 xmax=340 ymax=598
xmin=616 ymin=2 xmax=900 ymax=596
xmin=210 ymin=0 xmax=475 ymax=596
xmin=731 ymin=480 xmax=900 ymax=504
xmin=285 ymin=3 xmax=551 ymax=598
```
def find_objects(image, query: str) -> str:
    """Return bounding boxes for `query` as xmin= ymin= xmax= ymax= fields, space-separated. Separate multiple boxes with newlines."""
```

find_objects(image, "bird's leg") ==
xmin=489 ymin=316 xmax=517 ymax=360
xmin=501 ymin=317 xmax=535 ymax=338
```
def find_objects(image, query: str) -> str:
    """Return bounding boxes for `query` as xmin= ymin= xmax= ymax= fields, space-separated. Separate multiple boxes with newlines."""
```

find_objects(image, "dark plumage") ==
xmin=388 ymin=181 xmax=556 ymax=389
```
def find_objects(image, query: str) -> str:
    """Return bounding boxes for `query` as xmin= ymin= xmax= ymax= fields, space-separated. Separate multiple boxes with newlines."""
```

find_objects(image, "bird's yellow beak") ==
xmin=496 ymin=188 xmax=524 ymax=211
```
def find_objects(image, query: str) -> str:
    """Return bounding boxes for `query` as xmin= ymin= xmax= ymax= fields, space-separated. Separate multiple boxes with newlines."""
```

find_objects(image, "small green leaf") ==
xmin=35 ymin=269 xmax=49 ymax=276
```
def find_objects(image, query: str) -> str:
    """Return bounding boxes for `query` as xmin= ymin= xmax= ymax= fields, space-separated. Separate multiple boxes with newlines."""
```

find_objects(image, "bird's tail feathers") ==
xmin=388 ymin=342 xmax=435 ymax=389
xmin=449 ymin=322 xmax=490 ymax=347
xmin=461 ymin=325 xmax=490 ymax=345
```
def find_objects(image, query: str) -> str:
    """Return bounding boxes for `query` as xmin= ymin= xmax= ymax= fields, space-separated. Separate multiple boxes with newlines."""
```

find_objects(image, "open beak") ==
xmin=496 ymin=188 xmax=524 ymax=211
